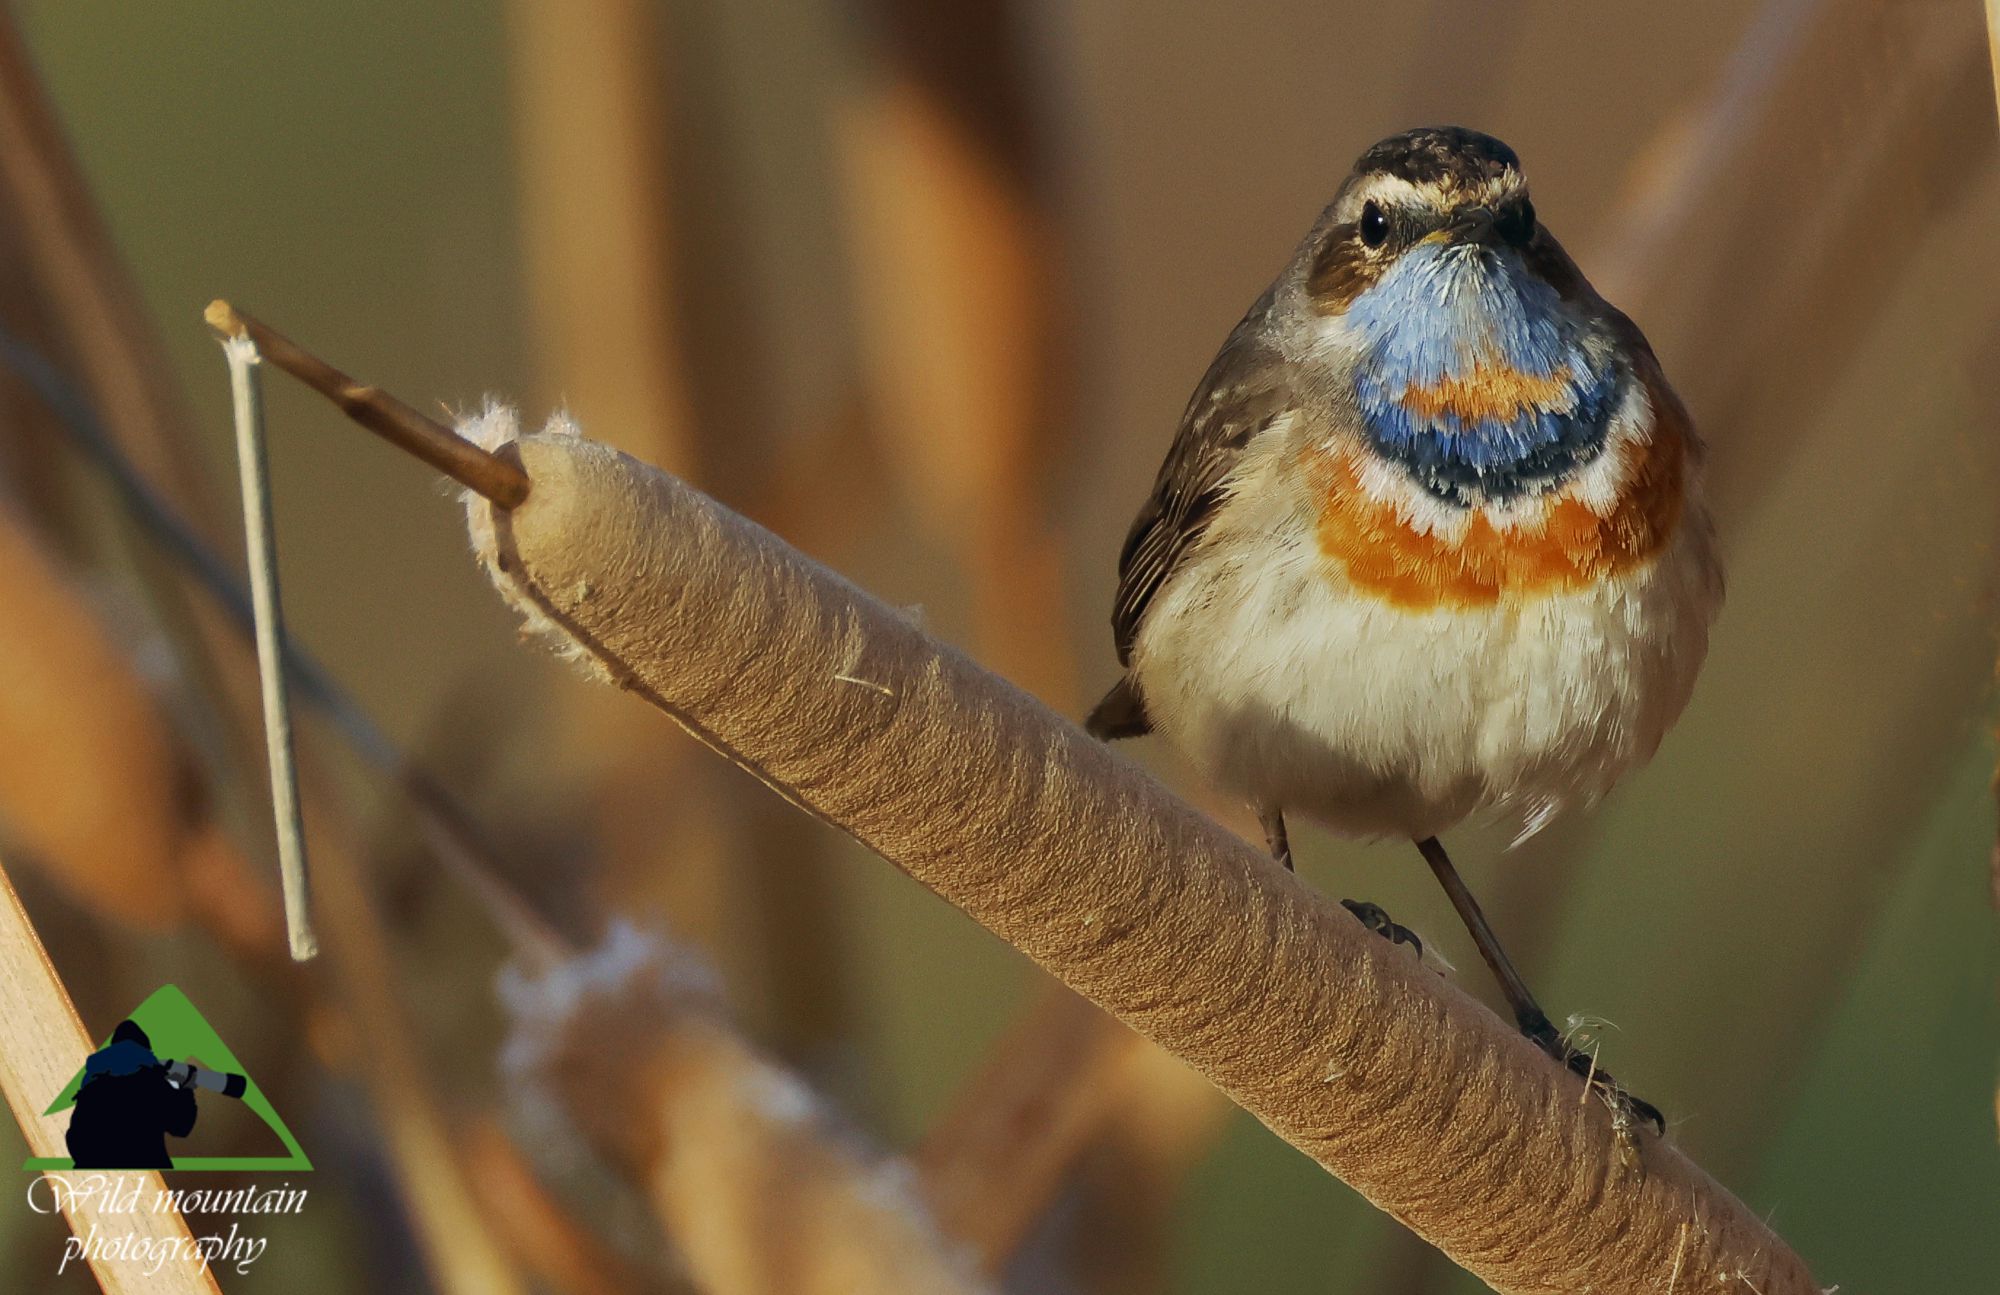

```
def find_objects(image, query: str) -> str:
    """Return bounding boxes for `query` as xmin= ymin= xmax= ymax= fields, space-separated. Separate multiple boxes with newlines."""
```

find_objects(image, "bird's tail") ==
xmin=1084 ymin=676 xmax=1151 ymax=741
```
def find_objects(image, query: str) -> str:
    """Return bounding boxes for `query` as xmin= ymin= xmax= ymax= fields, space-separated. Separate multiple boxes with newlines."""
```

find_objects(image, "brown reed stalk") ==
xmin=0 ymin=15 xmax=202 ymax=510
xmin=205 ymin=302 xmax=530 ymax=507
xmin=1586 ymin=0 xmax=1832 ymax=306
xmin=503 ymin=0 xmax=696 ymax=476
xmin=0 ymin=848 xmax=221 ymax=1295
xmin=460 ymin=1116 xmax=677 ymax=1295
xmin=1984 ymin=1 xmax=2000 ymax=117
xmin=835 ymin=48 xmax=1074 ymax=704
xmin=0 ymin=502 xmax=277 ymax=934
xmin=301 ymin=782 xmax=532 ymax=1295
xmin=503 ymin=923 xmax=991 ymax=1295
xmin=1053 ymin=1042 xmax=1232 ymax=1295
xmin=914 ymin=987 xmax=1145 ymax=1271
xmin=1695 ymin=12 xmax=1990 ymax=519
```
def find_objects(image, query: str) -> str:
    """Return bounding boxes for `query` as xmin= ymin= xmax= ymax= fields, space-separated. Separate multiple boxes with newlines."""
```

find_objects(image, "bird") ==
xmin=1087 ymin=126 xmax=1722 ymax=1135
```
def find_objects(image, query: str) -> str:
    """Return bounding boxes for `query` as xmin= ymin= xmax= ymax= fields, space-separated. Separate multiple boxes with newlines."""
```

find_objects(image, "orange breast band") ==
xmin=1309 ymin=416 xmax=1686 ymax=612
xmin=1396 ymin=362 xmax=1578 ymax=423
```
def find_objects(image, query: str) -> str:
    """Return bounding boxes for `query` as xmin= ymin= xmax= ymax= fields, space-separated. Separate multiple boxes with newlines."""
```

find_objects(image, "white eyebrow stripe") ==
xmin=1350 ymin=175 xmax=1430 ymax=210
xmin=1348 ymin=171 xmax=1529 ymax=216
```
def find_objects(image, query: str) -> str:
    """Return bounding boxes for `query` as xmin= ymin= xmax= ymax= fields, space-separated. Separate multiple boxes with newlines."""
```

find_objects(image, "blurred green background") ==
xmin=1 ymin=0 xmax=1996 ymax=1290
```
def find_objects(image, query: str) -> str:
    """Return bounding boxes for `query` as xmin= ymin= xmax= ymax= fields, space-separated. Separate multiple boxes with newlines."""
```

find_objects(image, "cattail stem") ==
xmin=457 ymin=424 xmax=1823 ymax=1295
xmin=205 ymin=301 xmax=529 ymax=508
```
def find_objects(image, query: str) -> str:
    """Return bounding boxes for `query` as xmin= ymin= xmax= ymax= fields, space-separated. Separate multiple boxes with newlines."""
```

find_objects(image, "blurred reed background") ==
xmin=0 ymin=0 xmax=1994 ymax=1290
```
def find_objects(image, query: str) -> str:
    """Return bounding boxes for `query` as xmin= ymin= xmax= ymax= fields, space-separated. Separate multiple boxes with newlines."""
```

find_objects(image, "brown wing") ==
xmin=1109 ymin=333 xmax=1295 ymax=666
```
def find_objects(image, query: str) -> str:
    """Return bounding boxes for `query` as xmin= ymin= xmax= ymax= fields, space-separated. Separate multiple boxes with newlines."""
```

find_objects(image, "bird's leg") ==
xmin=1413 ymin=836 xmax=1549 ymax=1037
xmin=1414 ymin=836 xmax=1665 ymax=1142
xmin=1260 ymin=806 xmax=1421 ymax=955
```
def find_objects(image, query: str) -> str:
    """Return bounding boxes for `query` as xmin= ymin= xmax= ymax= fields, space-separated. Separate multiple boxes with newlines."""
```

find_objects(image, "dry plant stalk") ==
xmin=1986 ymin=1 xmax=2000 ymax=117
xmin=204 ymin=301 xmax=529 ymax=507
xmin=920 ymin=987 xmax=1226 ymax=1286
xmin=218 ymin=333 xmax=316 ymax=961
xmin=1587 ymin=0 xmax=1830 ymax=305
xmin=301 ymin=787 xmax=530 ymax=1295
xmin=0 ymin=850 xmax=221 ymax=1294
xmin=0 ymin=503 xmax=262 ymax=932
xmin=1066 ymin=1044 xmax=1233 ymax=1295
xmin=1983 ymin=0 xmax=2000 ymax=932
xmin=503 ymin=925 xmax=990 ymax=1295
xmin=448 ymin=416 xmax=1825 ymax=1295
xmin=0 ymin=10 xmax=213 ymax=527
xmin=915 ymin=987 xmax=1145 ymax=1271
xmin=503 ymin=0 xmax=695 ymax=476
xmin=635 ymin=1021 xmax=986 ymax=1295
xmin=460 ymin=1116 xmax=670 ymax=1295
xmin=836 ymin=70 xmax=1073 ymax=702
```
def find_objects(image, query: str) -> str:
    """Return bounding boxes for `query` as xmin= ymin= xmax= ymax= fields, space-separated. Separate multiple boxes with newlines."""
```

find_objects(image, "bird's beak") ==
xmin=1440 ymin=206 xmax=1498 ymax=245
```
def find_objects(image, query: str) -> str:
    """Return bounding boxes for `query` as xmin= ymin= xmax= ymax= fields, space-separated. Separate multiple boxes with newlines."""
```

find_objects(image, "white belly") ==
xmin=1129 ymin=505 xmax=1721 ymax=843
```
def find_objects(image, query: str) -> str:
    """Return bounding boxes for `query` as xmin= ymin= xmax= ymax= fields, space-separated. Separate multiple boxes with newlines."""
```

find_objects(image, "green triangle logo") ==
xmin=25 ymin=985 xmax=311 ymax=1172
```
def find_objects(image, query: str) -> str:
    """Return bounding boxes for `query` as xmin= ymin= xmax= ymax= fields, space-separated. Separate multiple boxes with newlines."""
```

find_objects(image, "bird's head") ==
xmin=1292 ymin=127 xmax=1625 ymax=506
xmin=1305 ymin=126 xmax=1551 ymax=312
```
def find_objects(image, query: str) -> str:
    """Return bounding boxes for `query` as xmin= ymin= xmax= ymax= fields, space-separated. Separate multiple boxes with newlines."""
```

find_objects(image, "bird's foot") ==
xmin=1339 ymin=899 xmax=1422 ymax=958
xmin=1518 ymin=1009 xmax=1663 ymax=1169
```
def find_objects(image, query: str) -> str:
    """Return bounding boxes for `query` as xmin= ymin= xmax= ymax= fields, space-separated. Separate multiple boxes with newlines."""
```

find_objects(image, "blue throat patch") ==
xmin=1345 ymin=243 xmax=1619 ymax=505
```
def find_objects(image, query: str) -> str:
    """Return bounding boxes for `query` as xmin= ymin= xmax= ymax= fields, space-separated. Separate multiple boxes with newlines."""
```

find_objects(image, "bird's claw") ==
xmin=1340 ymin=899 xmax=1423 ymax=959
xmin=1567 ymin=1049 xmax=1665 ymax=1170
xmin=1564 ymin=1050 xmax=1666 ymax=1137
xmin=1517 ymin=1009 xmax=1664 ymax=1167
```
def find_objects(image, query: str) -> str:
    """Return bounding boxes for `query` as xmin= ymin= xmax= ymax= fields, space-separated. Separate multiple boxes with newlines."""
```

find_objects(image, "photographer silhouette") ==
xmin=64 ymin=1020 xmax=197 ymax=1169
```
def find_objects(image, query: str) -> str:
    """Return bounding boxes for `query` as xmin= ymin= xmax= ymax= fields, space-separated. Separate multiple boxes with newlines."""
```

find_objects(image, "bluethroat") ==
xmin=1088 ymin=127 xmax=1723 ymax=1136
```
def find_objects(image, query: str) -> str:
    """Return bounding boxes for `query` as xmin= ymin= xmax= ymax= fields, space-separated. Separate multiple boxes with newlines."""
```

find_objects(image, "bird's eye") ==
xmin=1358 ymin=201 xmax=1388 ymax=248
xmin=1497 ymin=199 xmax=1535 ymax=247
